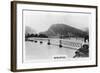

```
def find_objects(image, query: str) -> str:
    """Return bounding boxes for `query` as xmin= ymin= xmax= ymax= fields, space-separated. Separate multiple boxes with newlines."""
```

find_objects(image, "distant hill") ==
xmin=25 ymin=26 xmax=36 ymax=34
xmin=40 ymin=24 xmax=88 ymax=38
xmin=25 ymin=26 xmax=48 ymax=38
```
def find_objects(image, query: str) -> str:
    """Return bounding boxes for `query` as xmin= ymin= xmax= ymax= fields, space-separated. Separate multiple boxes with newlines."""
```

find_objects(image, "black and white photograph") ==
xmin=24 ymin=10 xmax=89 ymax=62
xmin=11 ymin=1 xmax=97 ymax=71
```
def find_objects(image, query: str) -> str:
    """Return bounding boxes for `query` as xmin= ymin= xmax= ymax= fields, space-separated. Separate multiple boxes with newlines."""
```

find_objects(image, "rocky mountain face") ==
xmin=40 ymin=24 xmax=88 ymax=38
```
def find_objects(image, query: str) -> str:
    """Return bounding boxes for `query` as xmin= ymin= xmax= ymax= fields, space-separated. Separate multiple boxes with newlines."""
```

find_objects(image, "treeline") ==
xmin=25 ymin=33 xmax=48 ymax=38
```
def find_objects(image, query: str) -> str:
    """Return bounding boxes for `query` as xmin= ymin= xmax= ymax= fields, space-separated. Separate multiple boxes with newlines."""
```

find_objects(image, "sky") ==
xmin=23 ymin=10 xmax=90 ymax=33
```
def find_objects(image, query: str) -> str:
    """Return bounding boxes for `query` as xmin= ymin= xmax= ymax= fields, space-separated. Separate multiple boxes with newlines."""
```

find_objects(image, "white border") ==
xmin=16 ymin=3 xmax=96 ymax=69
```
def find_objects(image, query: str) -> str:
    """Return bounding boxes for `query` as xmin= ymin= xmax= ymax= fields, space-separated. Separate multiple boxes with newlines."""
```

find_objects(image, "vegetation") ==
xmin=25 ymin=33 xmax=48 ymax=39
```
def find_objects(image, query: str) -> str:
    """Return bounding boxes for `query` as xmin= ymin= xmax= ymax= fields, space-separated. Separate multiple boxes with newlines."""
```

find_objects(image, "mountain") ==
xmin=40 ymin=24 xmax=88 ymax=38
xmin=25 ymin=26 xmax=36 ymax=34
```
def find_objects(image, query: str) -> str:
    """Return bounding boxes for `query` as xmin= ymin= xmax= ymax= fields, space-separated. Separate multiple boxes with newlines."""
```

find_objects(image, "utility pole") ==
xmin=59 ymin=35 xmax=62 ymax=48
